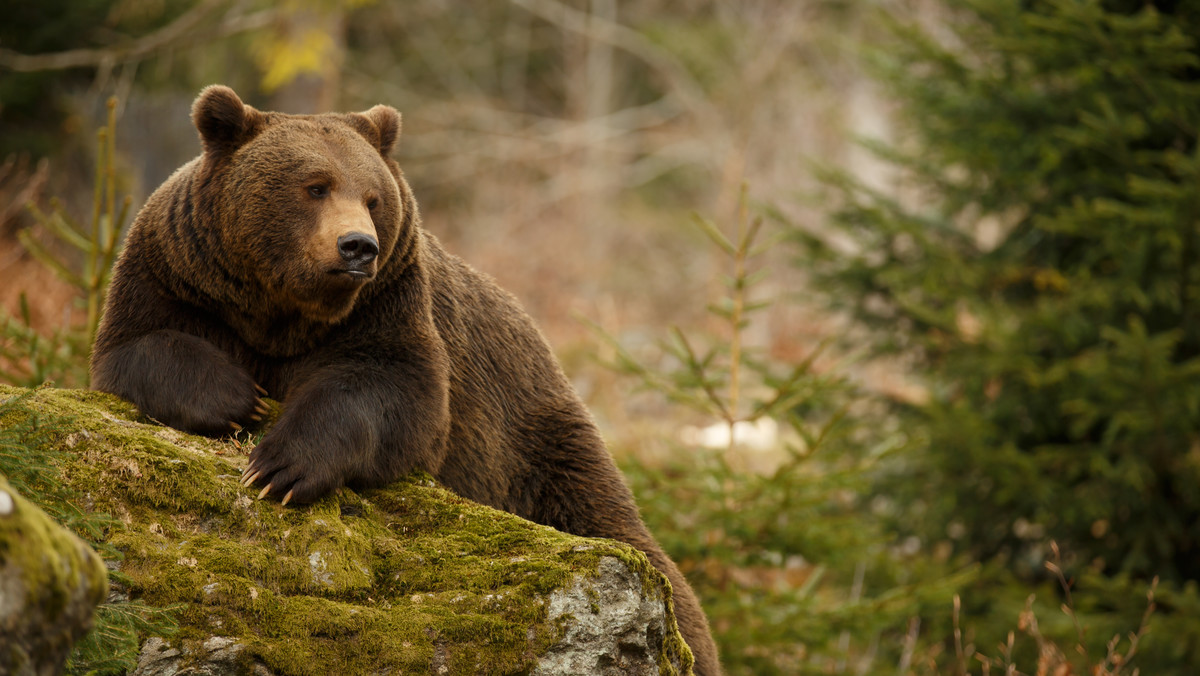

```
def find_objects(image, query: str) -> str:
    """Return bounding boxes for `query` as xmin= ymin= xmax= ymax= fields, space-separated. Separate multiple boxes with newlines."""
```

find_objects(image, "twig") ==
xmin=0 ymin=0 xmax=279 ymax=72
xmin=1045 ymin=541 xmax=1091 ymax=671
xmin=953 ymin=594 xmax=967 ymax=676
xmin=897 ymin=616 xmax=920 ymax=674
xmin=508 ymin=0 xmax=724 ymax=136
xmin=671 ymin=326 xmax=732 ymax=421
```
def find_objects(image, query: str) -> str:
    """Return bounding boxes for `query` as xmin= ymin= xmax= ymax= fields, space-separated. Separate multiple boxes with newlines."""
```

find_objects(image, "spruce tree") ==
xmin=797 ymin=0 xmax=1200 ymax=669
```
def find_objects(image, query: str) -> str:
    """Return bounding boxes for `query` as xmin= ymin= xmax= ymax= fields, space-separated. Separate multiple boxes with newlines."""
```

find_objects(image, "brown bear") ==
xmin=91 ymin=85 xmax=720 ymax=674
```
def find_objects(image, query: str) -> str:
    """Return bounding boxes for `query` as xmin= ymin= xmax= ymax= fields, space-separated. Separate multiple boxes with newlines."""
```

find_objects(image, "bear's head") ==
xmin=188 ymin=85 xmax=408 ymax=330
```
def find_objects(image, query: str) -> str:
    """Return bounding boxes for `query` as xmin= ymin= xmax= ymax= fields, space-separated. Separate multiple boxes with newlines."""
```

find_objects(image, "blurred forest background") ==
xmin=1 ymin=0 xmax=1198 ymax=674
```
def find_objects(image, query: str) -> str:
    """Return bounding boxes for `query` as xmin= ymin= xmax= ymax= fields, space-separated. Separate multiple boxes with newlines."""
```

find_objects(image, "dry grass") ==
xmin=944 ymin=543 xmax=1156 ymax=676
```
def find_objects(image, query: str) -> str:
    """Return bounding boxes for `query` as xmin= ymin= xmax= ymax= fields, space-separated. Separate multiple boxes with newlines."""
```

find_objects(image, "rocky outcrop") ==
xmin=0 ymin=385 xmax=692 ymax=675
xmin=535 ymin=555 xmax=683 ymax=675
xmin=0 ymin=473 xmax=109 ymax=675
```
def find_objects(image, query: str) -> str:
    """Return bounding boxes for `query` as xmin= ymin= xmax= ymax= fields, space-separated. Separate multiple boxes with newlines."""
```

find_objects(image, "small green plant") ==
xmin=591 ymin=189 xmax=965 ymax=674
xmin=0 ymin=293 xmax=86 ymax=387
xmin=594 ymin=186 xmax=833 ymax=455
xmin=1 ymin=96 xmax=130 ymax=387
xmin=67 ymin=595 xmax=181 ymax=675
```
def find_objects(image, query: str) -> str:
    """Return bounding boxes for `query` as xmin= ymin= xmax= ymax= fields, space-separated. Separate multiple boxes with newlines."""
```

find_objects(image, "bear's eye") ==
xmin=367 ymin=198 xmax=380 ymax=211
xmin=308 ymin=185 xmax=329 ymax=199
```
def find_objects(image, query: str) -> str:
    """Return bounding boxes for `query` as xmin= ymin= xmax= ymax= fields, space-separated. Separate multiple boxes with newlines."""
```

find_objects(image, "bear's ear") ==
xmin=192 ymin=85 xmax=264 ymax=156
xmin=349 ymin=105 xmax=401 ymax=156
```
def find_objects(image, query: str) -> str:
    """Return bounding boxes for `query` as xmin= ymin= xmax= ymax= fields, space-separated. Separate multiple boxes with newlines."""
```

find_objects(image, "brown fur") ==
xmin=91 ymin=86 xmax=720 ymax=674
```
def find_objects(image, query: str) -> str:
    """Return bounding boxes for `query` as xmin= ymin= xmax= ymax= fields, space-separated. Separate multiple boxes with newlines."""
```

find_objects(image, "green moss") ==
xmin=0 ymin=473 xmax=109 ymax=671
xmin=0 ymin=385 xmax=689 ymax=674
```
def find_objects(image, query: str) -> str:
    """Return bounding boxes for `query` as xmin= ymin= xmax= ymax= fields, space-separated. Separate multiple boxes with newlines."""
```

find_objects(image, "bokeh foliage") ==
xmin=793 ymin=0 xmax=1200 ymax=671
xmin=599 ymin=193 xmax=970 ymax=674
xmin=1 ymin=97 xmax=129 ymax=388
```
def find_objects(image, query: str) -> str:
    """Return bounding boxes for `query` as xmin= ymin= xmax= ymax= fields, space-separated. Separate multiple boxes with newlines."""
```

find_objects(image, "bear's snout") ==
xmin=315 ymin=195 xmax=381 ymax=283
xmin=338 ymin=232 xmax=379 ymax=269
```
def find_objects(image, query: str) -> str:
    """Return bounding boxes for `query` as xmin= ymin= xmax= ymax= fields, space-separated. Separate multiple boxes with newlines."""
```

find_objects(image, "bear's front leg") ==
xmin=92 ymin=329 xmax=267 ymax=436
xmin=242 ymin=359 xmax=451 ymax=505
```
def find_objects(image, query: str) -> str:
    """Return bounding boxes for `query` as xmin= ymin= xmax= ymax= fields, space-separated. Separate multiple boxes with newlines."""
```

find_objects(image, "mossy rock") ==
xmin=0 ymin=472 xmax=109 ymax=675
xmin=0 ymin=385 xmax=691 ymax=675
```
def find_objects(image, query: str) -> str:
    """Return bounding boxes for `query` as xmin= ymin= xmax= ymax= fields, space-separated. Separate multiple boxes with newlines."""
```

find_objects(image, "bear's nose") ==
xmin=337 ymin=232 xmax=379 ymax=265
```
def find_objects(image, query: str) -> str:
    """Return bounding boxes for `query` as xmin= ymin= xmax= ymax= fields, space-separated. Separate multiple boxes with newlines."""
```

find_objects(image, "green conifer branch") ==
xmin=7 ymin=96 xmax=131 ymax=388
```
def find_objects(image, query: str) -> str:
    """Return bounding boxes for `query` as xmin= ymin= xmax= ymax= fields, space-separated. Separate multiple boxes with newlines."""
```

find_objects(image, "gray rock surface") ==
xmin=130 ymin=556 xmax=686 ymax=676
xmin=132 ymin=636 xmax=274 ymax=676
xmin=535 ymin=555 xmax=682 ymax=675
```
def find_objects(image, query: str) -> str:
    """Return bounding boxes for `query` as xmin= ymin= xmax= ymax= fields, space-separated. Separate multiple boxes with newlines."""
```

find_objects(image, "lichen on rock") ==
xmin=534 ymin=556 xmax=684 ymax=675
xmin=0 ymin=385 xmax=692 ymax=675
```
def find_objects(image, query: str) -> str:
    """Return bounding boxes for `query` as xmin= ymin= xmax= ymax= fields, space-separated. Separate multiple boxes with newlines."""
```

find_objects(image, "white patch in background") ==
xmin=679 ymin=417 xmax=779 ymax=452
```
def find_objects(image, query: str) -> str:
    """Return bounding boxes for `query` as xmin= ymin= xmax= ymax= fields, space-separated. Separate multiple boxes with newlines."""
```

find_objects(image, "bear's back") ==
xmin=415 ymin=231 xmax=597 ymax=509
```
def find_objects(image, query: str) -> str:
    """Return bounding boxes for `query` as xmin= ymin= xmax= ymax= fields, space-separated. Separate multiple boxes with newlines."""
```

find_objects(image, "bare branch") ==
xmin=508 ymin=0 xmax=725 ymax=139
xmin=0 ymin=0 xmax=278 ymax=73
